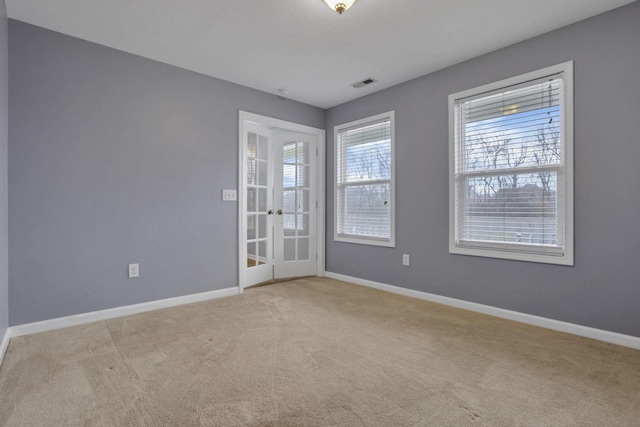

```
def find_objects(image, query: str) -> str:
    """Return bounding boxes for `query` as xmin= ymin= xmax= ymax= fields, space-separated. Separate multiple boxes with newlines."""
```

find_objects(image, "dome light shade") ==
xmin=323 ymin=0 xmax=356 ymax=15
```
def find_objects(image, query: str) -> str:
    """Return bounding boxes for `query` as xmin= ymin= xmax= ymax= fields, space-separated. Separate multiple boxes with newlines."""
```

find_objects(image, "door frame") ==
xmin=238 ymin=111 xmax=326 ymax=291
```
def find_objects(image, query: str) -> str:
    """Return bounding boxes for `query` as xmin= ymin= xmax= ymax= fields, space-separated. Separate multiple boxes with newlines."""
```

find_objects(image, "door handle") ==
xmin=277 ymin=209 xmax=283 ymax=215
xmin=267 ymin=209 xmax=274 ymax=215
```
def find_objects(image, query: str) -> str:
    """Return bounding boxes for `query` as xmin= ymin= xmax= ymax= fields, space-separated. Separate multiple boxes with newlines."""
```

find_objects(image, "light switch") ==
xmin=222 ymin=189 xmax=237 ymax=201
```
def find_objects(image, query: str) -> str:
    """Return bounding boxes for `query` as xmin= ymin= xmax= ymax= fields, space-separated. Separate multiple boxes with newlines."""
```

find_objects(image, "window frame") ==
xmin=448 ymin=62 xmax=574 ymax=265
xmin=334 ymin=111 xmax=396 ymax=247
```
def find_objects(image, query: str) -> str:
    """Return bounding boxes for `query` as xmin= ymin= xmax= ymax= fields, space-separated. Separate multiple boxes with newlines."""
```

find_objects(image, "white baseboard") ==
xmin=325 ymin=271 xmax=640 ymax=350
xmin=7 ymin=286 xmax=240 ymax=339
xmin=0 ymin=327 xmax=10 ymax=367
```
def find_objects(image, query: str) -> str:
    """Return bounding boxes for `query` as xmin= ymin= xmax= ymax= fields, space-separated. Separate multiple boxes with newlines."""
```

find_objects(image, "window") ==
xmin=449 ymin=62 xmax=573 ymax=265
xmin=335 ymin=111 xmax=395 ymax=247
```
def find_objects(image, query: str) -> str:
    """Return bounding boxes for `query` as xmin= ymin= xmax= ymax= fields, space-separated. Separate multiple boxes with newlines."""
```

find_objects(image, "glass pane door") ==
xmin=243 ymin=124 xmax=273 ymax=286
xmin=274 ymin=132 xmax=317 ymax=278
xmin=240 ymin=120 xmax=319 ymax=288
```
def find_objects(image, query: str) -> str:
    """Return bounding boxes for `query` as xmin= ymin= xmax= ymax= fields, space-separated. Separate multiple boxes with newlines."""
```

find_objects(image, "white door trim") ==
xmin=238 ymin=111 xmax=325 ymax=291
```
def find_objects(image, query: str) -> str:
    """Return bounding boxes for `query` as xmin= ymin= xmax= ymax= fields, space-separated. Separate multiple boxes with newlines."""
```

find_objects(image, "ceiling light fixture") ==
xmin=324 ymin=0 xmax=356 ymax=15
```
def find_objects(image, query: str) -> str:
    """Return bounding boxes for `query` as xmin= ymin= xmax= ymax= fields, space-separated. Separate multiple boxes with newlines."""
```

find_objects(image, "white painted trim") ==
xmin=0 ymin=328 xmax=10 ymax=367
xmin=316 ymin=130 xmax=327 ymax=277
xmin=238 ymin=113 xmax=246 ymax=290
xmin=7 ymin=287 xmax=240 ymax=338
xmin=324 ymin=271 xmax=640 ymax=350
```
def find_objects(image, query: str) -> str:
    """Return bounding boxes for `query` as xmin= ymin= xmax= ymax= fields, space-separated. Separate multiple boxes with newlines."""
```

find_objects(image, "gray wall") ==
xmin=8 ymin=21 xmax=324 ymax=325
xmin=326 ymin=2 xmax=640 ymax=337
xmin=7 ymin=3 xmax=640 ymax=338
xmin=0 ymin=0 xmax=7 ymax=338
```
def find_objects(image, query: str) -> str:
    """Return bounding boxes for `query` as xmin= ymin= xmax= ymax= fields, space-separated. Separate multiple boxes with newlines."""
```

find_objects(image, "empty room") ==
xmin=0 ymin=0 xmax=639 ymax=425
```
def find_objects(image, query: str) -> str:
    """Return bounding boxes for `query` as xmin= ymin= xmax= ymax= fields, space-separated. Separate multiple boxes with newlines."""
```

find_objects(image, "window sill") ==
xmin=450 ymin=244 xmax=573 ymax=266
xmin=335 ymin=234 xmax=396 ymax=248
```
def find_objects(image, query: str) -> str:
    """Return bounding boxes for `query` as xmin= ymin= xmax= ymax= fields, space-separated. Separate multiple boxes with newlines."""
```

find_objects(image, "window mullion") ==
xmin=460 ymin=164 xmax=562 ymax=179
xmin=341 ymin=178 xmax=392 ymax=187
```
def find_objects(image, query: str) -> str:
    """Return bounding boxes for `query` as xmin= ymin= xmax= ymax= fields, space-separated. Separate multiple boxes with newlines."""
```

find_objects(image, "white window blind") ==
xmin=449 ymin=62 xmax=573 ymax=265
xmin=335 ymin=112 xmax=395 ymax=246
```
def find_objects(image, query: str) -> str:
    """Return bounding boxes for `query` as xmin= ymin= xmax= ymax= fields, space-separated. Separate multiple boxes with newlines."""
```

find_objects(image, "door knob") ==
xmin=277 ymin=209 xmax=283 ymax=215
xmin=267 ymin=209 xmax=274 ymax=215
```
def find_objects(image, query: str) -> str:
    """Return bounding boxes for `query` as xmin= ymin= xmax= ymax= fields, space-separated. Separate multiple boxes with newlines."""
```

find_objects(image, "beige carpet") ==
xmin=1 ymin=277 xmax=639 ymax=426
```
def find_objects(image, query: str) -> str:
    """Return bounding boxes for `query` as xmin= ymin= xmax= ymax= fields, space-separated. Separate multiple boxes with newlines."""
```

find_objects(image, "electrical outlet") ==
xmin=222 ymin=189 xmax=237 ymax=201
xmin=402 ymin=254 xmax=410 ymax=266
xmin=128 ymin=263 xmax=139 ymax=278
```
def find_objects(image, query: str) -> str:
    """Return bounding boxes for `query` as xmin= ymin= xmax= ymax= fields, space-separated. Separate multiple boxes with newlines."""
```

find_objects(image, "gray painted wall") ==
xmin=326 ymin=2 xmax=640 ymax=337
xmin=8 ymin=21 xmax=324 ymax=325
xmin=7 ymin=3 xmax=640 ymax=338
xmin=0 ymin=0 xmax=7 ymax=338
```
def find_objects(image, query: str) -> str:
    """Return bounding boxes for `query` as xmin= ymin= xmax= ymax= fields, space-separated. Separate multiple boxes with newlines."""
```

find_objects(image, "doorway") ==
xmin=238 ymin=112 xmax=325 ymax=289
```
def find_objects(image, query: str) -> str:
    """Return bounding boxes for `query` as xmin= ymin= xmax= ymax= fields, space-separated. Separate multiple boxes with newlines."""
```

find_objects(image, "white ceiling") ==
xmin=6 ymin=0 xmax=636 ymax=109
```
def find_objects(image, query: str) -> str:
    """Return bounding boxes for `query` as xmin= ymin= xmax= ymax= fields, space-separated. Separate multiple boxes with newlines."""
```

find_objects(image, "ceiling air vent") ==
xmin=351 ymin=77 xmax=377 ymax=89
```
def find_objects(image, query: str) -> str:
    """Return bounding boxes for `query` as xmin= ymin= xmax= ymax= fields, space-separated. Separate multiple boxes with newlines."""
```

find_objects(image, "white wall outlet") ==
xmin=402 ymin=254 xmax=410 ymax=266
xmin=128 ymin=263 xmax=139 ymax=278
xmin=222 ymin=189 xmax=237 ymax=201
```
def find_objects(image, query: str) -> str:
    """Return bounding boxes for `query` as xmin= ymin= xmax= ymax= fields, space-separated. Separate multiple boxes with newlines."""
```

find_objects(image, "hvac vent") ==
xmin=351 ymin=77 xmax=377 ymax=89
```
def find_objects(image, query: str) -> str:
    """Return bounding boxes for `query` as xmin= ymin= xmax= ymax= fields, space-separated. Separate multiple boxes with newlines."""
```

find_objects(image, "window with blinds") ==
xmin=335 ymin=111 xmax=395 ymax=247
xmin=449 ymin=62 xmax=574 ymax=265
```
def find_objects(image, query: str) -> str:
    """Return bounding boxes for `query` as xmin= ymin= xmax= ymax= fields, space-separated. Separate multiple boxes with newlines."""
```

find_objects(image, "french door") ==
xmin=274 ymin=132 xmax=317 ymax=278
xmin=239 ymin=112 xmax=324 ymax=289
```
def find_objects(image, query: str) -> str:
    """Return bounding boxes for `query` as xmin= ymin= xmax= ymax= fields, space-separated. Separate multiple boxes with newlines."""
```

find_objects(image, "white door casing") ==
xmin=238 ymin=112 xmax=325 ymax=290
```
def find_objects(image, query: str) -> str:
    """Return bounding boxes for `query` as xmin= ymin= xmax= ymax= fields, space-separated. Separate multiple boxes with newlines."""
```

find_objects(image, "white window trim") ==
xmin=334 ymin=111 xmax=396 ymax=247
xmin=448 ymin=62 xmax=574 ymax=265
